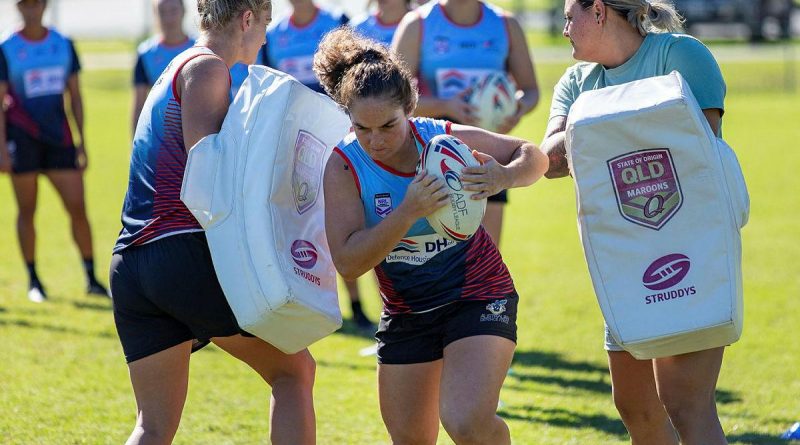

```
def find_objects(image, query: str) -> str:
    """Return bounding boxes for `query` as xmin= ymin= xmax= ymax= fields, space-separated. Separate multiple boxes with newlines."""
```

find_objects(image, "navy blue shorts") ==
xmin=7 ymin=127 xmax=77 ymax=174
xmin=375 ymin=295 xmax=518 ymax=365
xmin=110 ymin=232 xmax=251 ymax=363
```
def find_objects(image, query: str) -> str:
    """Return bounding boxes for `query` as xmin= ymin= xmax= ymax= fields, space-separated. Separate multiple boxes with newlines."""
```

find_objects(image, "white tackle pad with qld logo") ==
xmin=180 ymin=66 xmax=350 ymax=354
xmin=565 ymin=71 xmax=749 ymax=359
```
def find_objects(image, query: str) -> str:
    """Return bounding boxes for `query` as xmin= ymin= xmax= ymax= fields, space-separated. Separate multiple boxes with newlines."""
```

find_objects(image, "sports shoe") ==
xmin=781 ymin=422 xmax=800 ymax=440
xmin=27 ymin=282 xmax=47 ymax=303
xmin=87 ymin=280 xmax=110 ymax=298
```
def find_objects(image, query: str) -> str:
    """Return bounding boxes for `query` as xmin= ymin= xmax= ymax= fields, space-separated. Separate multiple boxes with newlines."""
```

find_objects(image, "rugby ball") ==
xmin=418 ymin=134 xmax=486 ymax=242
xmin=467 ymin=72 xmax=517 ymax=133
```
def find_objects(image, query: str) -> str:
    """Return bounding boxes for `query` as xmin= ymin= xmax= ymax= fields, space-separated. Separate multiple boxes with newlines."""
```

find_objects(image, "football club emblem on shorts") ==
xmin=292 ymin=131 xmax=325 ymax=215
xmin=481 ymin=299 xmax=510 ymax=323
xmin=607 ymin=148 xmax=683 ymax=230
xmin=374 ymin=193 xmax=393 ymax=218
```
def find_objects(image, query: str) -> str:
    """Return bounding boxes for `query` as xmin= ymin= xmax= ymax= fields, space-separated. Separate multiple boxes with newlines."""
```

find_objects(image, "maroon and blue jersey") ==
xmin=416 ymin=1 xmax=510 ymax=99
xmin=0 ymin=28 xmax=80 ymax=147
xmin=333 ymin=117 xmax=516 ymax=314
xmin=115 ymin=46 xmax=228 ymax=253
xmin=349 ymin=12 xmax=402 ymax=46
xmin=264 ymin=7 xmax=348 ymax=93
xmin=133 ymin=36 xmax=195 ymax=88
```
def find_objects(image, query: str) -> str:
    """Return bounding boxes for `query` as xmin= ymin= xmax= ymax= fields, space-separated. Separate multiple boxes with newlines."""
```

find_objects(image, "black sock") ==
xmin=351 ymin=300 xmax=364 ymax=316
xmin=82 ymin=258 xmax=97 ymax=284
xmin=26 ymin=262 xmax=40 ymax=286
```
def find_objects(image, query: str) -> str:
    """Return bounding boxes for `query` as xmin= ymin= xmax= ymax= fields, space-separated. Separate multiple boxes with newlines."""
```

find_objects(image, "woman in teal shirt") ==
xmin=542 ymin=1 xmax=728 ymax=444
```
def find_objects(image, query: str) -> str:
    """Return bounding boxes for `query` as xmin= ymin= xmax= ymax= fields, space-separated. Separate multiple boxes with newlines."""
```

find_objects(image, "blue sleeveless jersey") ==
xmin=133 ymin=36 xmax=195 ymax=87
xmin=334 ymin=117 xmax=515 ymax=314
xmin=265 ymin=8 xmax=347 ymax=92
xmin=349 ymin=13 xmax=401 ymax=45
xmin=115 ymin=47 xmax=225 ymax=252
xmin=0 ymin=28 xmax=80 ymax=147
xmin=417 ymin=1 xmax=510 ymax=99
xmin=229 ymin=47 xmax=266 ymax=98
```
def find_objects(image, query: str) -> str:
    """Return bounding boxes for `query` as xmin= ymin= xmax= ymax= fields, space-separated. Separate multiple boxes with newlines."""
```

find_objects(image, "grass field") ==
xmin=0 ymin=43 xmax=799 ymax=444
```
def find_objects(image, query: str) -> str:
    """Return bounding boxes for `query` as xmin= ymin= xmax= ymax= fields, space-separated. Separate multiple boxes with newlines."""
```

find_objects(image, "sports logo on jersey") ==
xmin=607 ymin=148 xmax=683 ymax=230
xmin=292 ymin=131 xmax=325 ymax=214
xmin=385 ymin=234 xmax=456 ymax=265
xmin=374 ymin=193 xmax=393 ymax=218
xmin=480 ymin=299 xmax=510 ymax=323
xmin=391 ymin=238 xmax=420 ymax=254
xmin=433 ymin=36 xmax=450 ymax=54
xmin=435 ymin=68 xmax=494 ymax=100
xmin=23 ymin=67 xmax=66 ymax=98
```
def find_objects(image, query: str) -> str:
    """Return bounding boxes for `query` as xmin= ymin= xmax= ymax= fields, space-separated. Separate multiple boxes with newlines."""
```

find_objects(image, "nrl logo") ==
xmin=374 ymin=193 xmax=393 ymax=218
xmin=607 ymin=148 xmax=683 ymax=230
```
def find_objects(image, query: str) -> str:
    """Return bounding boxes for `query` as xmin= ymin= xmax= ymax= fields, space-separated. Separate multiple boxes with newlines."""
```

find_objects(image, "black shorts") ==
xmin=7 ymin=127 xmax=78 ymax=174
xmin=110 ymin=232 xmax=249 ymax=363
xmin=375 ymin=295 xmax=518 ymax=365
xmin=487 ymin=189 xmax=508 ymax=204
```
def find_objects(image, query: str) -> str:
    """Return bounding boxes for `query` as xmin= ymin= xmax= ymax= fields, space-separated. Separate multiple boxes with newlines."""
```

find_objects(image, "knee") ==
xmin=133 ymin=416 xmax=180 ymax=445
xmin=440 ymin=411 xmax=495 ymax=445
xmin=17 ymin=205 xmax=35 ymax=222
xmin=659 ymin=392 xmax=716 ymax=430
xmin=65 ymin=200 xmax=88 ymax=221
xmin=268 ymin=351 xmax=316 ymax=388
xmin=613 ymin=392 xmax=665 ymax=427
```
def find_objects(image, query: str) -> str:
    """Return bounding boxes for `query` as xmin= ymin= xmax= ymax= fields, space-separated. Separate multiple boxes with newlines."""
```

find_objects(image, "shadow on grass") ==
xmin=512 ymin=350 xmax=608 ymax=374
xmin=316 ymin=359 xmax=376 ymax=372
xmin=0 ymin=317 xmax=115 ymax=338
xmin=511 ymin=372 xmax=611 ymax=394
xmin=73 ymin=301 xmax=112 ymax=311
xmin=728 ymin=432 xmax=791 ymax=444
xmin=499 ymin=405 xmax=627 ymax=437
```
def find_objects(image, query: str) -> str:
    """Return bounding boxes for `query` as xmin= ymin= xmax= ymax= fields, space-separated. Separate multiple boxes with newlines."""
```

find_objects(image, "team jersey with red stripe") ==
xmin=416 ymin=1 xmax=510 ymax=99
xmin=0 ymin=28 xmax=80 ymax=147
xmin=114 ymin=46 xmax=224 ymax=252
xmin=334 ymin=117 xmax=515 ymax=314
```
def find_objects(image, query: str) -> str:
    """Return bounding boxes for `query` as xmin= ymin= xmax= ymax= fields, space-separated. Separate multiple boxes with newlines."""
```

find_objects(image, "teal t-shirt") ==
xmin=549 ymin=33 xmax=726 ymax=121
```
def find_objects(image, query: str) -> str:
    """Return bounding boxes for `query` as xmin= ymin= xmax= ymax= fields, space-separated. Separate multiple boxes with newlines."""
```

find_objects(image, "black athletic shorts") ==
xmin=375 ymin=294 xmax=518 ymax=365
xmin=110 ymin=232 xmax=250 ymax=363
xmin=7 ymin=127 xmax=78 ymax=174
xmin=488 ymin=189 xmax=508 ymax=203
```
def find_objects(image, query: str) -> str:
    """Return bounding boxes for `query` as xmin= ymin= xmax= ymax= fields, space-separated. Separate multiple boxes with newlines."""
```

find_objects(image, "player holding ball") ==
xmin=314 ymin=27 xmax=547 ymax=445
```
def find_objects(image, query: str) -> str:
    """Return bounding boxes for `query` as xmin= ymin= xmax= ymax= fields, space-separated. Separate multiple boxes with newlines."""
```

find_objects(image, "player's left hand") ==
xmin=460 ymin=150 xmax=510 ymax=200
xmin=76 ymin=143 xmax=88 ymax=171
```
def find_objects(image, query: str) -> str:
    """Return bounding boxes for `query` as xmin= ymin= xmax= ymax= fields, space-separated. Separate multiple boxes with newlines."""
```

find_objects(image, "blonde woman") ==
xmin=543 ymin=1 xmax=728 ymax=444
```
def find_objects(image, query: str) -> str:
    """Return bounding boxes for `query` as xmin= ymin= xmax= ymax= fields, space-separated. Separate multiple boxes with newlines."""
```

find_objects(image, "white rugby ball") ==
xmin=467 ymin=72 xmax=517 ymax=133
xmin=418 ymin=134 xmax=486 ymax=242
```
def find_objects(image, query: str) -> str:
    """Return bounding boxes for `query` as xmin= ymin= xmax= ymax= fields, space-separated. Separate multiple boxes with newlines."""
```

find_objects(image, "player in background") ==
xmin=111 ymin=1 xmax=317 ymax=443
xmin=350 ymin=0 xmax=413 ymax=46
xmin=264 ymin=0 xmax=348 ymax=93
xmin=132 ymin=0 xmax=195 ymax=134
xmin=314 ymin=28 xmax=547 ymax=444
xmin=393 ymin=0 xmax=540 ymax=248
xmin=0 ymin=0 xmax=109 ymax=302
xmin=542 ymin=1 xmax=729 ymax=444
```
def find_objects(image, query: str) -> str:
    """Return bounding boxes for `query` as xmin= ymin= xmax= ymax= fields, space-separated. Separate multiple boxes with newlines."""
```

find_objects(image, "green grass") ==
xmin=0 ymin=48 xmax=798 ymax=444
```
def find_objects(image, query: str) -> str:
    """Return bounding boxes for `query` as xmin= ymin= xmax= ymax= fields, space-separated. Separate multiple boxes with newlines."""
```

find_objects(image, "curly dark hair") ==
xmin=313 ymin=27 xmax=418 ymax=114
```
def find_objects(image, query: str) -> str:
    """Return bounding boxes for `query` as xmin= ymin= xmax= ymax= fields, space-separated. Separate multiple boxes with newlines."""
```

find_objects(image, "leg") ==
xmin=378 ymin=360 xmax=442 ymax=445
xmin=125 ymin=341 xmax=192 ymax=445
xmin=439 ymin=336 xmax=514 ymax=445
xmin=45 ymin=170 xmax=93 ymax=259
xmin=607 ymin=351 xmax=678 ymax=445
xmin=481 ymin=202 xmax=504 ymax=248
xmin=654 ymin=347 xmax=727 ymax=445
xmin=211 ymin=335 xmax=316 ymax=445
xmin=11 ymin=173 xmax=38 ymax=264
xmin=344 ymin=277 xmax=375 ymax=329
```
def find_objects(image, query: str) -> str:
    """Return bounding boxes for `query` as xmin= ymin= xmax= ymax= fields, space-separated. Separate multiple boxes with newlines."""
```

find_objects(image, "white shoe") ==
xmin=27 ymin=286 xmax=46 ymax=303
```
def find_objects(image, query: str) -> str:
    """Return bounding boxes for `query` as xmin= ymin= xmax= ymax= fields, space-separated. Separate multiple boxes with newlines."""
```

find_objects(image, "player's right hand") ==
xmin=401 ymin=171 xmax=449 ymax=219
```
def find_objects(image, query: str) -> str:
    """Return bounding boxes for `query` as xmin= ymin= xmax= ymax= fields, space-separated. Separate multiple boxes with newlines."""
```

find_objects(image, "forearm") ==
xmin=541 ymin=130 xmax=569 ymax=179
xmin=503 ymin=143 xmax=548 ymax=188
xmin=71 ymin=96 xmax=85 ymax=144
xmin=334 ymin=208 xmax=417 ymax=280
xmin=516 ymin=88 xmax=540 ymax=117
